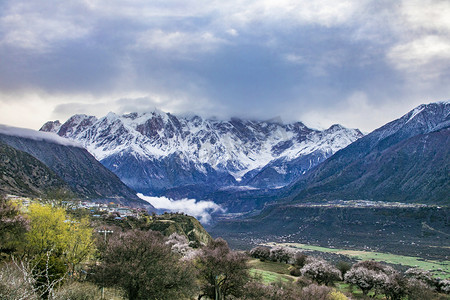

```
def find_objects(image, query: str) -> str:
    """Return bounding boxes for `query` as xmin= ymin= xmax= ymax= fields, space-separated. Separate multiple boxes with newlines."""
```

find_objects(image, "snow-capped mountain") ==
xmin=287 ymin=101 xmax=450 ymax=204
xmin=40 ymin=110 xmax=363 ymax=198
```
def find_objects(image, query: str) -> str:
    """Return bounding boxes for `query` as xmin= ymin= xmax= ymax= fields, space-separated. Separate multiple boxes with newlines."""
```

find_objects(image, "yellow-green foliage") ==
xmin=26 ymin=204 xmax=68 ymax=254
xmin=25 ymin=203 xmax=95 ymax=271
xmin=329 ymin=290 xmax=348 ymax=300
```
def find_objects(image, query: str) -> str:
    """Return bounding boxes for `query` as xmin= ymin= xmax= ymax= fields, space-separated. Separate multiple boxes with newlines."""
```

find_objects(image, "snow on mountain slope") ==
xmin=40 ymin=110 xmax=363 ymax=196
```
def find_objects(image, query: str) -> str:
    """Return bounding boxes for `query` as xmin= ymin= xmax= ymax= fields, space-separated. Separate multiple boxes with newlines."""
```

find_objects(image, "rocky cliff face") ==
xmin=40 ymin=111 xmax=362 ymax=198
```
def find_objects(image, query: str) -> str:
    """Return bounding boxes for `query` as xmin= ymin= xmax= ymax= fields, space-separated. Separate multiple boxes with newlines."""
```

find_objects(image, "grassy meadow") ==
xmin=265 ymin=242 xmax=450 ymax=279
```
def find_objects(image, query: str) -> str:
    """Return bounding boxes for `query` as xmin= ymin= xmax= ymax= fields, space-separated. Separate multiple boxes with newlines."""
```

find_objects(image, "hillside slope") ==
xmin=0 ymin=141 xmax=72 ymax=197
xmin=0 ymin=128 xmax=151 ymax=207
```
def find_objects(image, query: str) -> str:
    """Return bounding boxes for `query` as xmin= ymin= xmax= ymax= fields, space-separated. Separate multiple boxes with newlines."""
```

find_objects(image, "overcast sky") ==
xmin=0 ymin=0 xmax=449 ymax=132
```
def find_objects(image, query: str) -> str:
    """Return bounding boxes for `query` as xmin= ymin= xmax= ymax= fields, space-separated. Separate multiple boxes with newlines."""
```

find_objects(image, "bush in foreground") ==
xmin=51 ymin=281 xmax=100 ymax=300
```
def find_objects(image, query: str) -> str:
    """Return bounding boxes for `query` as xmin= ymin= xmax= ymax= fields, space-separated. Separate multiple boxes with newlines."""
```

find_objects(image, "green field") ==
xmin=265 ymin=242 xmax=450 ymax=278
xmin=248 ymin=259 xmax=295 ymax=284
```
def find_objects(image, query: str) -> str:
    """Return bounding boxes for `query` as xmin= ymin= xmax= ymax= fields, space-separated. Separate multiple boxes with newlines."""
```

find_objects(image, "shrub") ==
xmin=406 ymin=278 xmax=435 ymax=300
xmin=438 ymin=279 xmax=450 ymax=294
xmin=0 ymin=197 xmax=29 ymax=257
xmin=51 ymin=281 xmax=100 ymax=300
xmin=378 ymin=271 xmax=407 ymax=300
xmin=289 ymin=266 xmax=301 ymax=277
xmin=353 ymin=260 xmax=386 ymax=272
xmin=240 ymin=281 xmax=299 ymax=300
xmin=405 ymin=267 xmax=437 ymax=289
xmin=328 ymin=289 xmax=348 ymax=300
xmin=300 ymin=284 xmax=331 ymax=300
xmin=336 ymin=261 xmax=351 ymax=277
xmin=296 ymin=276 xmax=313 ymax=288
xmin=294 ymin=252 xmax=308 ymax=268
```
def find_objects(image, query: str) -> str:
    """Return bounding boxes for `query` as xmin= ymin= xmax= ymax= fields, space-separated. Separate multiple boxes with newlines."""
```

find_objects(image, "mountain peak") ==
xmin=40 ymin=120 xmax=61 ymax=133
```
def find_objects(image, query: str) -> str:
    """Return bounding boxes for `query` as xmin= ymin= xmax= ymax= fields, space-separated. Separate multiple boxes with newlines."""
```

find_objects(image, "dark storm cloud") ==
xmin=1 ymin=0 xmax=449 ymax=131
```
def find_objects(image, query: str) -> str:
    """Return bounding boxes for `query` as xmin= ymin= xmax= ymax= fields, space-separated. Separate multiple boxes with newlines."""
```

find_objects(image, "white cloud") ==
xmin=220 ymin=0 xmax=365 ymax=29
xmin=0 ymin=124 xmax=81 ymax=147
xmin=387 ymin=35 xmax=450 ymax=78
xmin=399 ymin=0 xmax=450 ymax=34
xmin=1 ymin=0 xmax=449 ymax=133
xmin=384 ymin=0 xmax=450 ymax=80
xmin=137 ymin=193 xmax=225 ymax=223
xmin=81 ymin=0 xmax=364 ymax=28
xmin=0 ymin=0 xmax=367 ymax=53
xmin=0 ymin=2 xmax=91 ymax=51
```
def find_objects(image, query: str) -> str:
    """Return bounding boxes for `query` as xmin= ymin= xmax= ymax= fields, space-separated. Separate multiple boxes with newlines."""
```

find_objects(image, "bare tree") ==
xmin=0 ymin=252 xmax=67 ymax=300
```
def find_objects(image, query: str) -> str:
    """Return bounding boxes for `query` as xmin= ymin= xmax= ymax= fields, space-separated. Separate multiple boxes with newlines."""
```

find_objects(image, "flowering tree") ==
xmin=439 ymin=279 xmax=450 ymax=294
xmin=378 ymin=271 xmax=407 ymax=300
xmin=405 ymin=268 xmax=437 ymax=289
xmin=249 ymin=246 xmax=271 ymax=261
xmin=345 ymin=260 xmax=405 ymax=298
xmin=165 ymin=232 xmax=199 ymax=260
xmin=301 ymin=258 xmax=342 ymax=285
xmin=269 ymin=246 xmax=292 ymax=263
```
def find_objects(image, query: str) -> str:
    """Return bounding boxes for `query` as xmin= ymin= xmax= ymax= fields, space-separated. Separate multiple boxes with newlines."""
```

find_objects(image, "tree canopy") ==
xmin=91 ymin=229 xmax=196 ymax=300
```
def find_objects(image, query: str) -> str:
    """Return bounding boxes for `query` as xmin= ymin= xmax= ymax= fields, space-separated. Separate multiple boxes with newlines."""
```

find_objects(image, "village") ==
xmin=5 ymin=195 xmax=149 ymax=220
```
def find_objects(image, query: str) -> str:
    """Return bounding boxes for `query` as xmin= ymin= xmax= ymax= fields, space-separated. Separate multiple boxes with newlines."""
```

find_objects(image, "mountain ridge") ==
xmin=40 ymin=110 xmax=363 ymax=198
xmin=283 ymin=101 xmax=450 ymax=204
